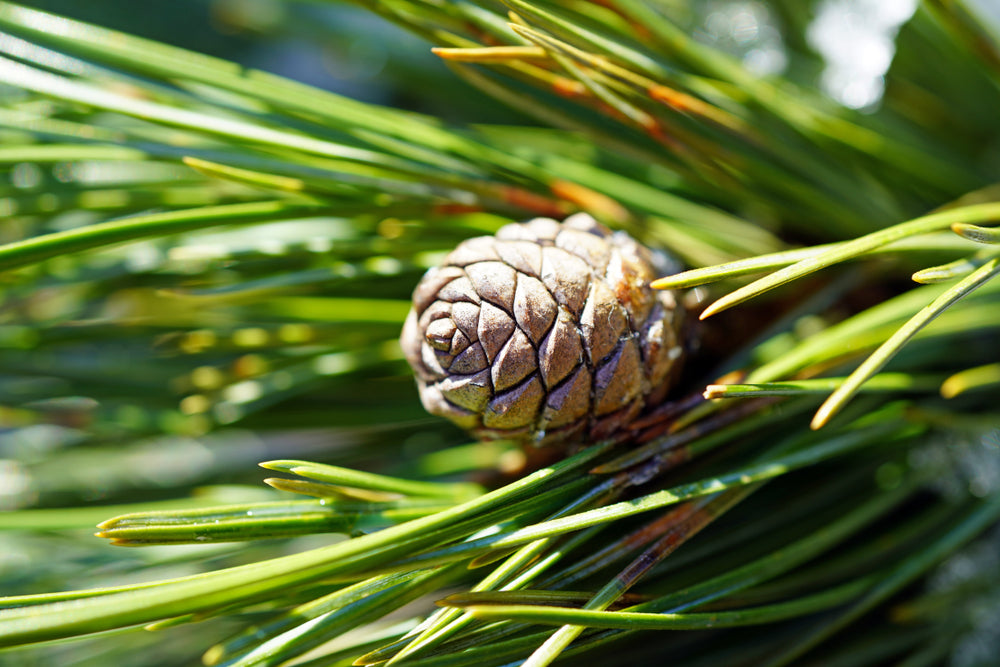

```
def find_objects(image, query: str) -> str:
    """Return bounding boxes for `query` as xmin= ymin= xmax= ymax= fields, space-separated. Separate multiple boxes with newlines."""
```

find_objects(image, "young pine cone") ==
xmin=401 ymin=213 xmax=685 ymax=446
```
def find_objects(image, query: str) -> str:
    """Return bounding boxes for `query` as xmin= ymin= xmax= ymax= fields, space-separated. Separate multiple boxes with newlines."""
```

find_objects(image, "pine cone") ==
xmin=401 ymin=213 xmax=685 ymax=446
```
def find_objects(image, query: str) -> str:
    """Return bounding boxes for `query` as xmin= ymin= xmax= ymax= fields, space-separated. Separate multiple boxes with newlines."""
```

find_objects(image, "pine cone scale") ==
xmin=513 ymin=275 xmax=556 ymax=345
xmin=412 ymin=266 xmax=465 ymax=313
xmin=580 ymin=280 xmax=628 ymax=365
xmin=540 ymin=246 xmax=590 ymax=315
xmin=541 ymin=366 xmax=591 ymax=429
xmin=466 ymin=262 xmax=516 ymax=311
xmin=594 ymin=339 xmax=643 ymax=416
xmin=538 ymin=310 xmax=582 ymax=389
xmin=492 ymin=329 xmax=537 ymax=392
xmin=484 ymin=374 xmax=544 ymax=429
xmin=495 ymin=240 xmax=543 ymax=276
xmin=450 ymin=341 xmax=487 ymax=375
xmin=478 ymin=302 xmax=515 ymax=363
xmin=436 ymin=276 xmax=480 ymax=305
xmin=440 ymin=371 xmax=491 ymax=412
xmin=450 ymin=301 xmax=480 ymax=344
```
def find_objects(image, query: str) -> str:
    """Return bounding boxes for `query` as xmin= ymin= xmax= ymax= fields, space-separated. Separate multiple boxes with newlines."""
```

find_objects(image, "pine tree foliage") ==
xmin=0 ymin=1 xmax=998 ymax=665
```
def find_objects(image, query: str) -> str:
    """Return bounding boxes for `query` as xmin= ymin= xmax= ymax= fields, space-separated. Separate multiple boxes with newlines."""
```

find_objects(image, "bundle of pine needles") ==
xmin=0 ymin=1 xmax=998 ymax=665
